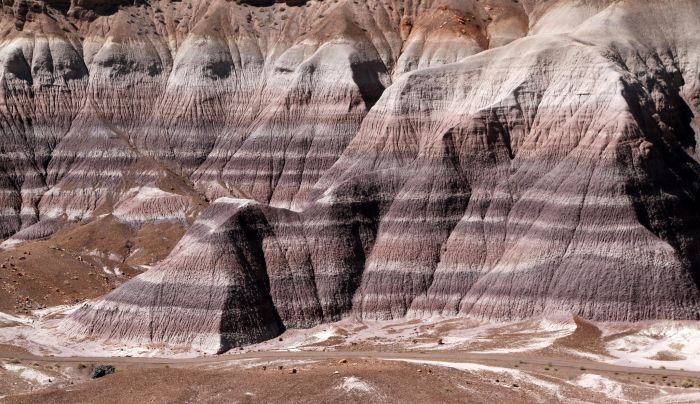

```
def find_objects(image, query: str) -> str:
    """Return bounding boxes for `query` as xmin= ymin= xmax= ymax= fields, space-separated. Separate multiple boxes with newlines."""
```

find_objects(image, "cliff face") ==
xmin=0 ymin=0 xmax=699 ymax=352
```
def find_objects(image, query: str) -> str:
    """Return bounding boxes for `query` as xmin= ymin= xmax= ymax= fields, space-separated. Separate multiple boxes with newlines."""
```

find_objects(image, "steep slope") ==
xmin=0 ymin=0 xmax=529 ymax=241
xmin=0 ymin=0 xmax=528 ymax=311
xmin=0 ymin=0 xmax=698 ymax=353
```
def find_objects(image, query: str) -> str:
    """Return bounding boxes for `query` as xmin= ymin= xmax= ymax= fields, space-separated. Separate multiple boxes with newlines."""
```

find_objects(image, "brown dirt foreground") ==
xmin=0 ymin=359 xmax=564 ymax=404
xmin=3 ymin=356 xmax=700 ymax=404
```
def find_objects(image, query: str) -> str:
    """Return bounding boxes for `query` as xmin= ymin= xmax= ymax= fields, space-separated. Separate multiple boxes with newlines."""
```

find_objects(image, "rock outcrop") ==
xmin=0 ymin=0 xmax=698 ymax=352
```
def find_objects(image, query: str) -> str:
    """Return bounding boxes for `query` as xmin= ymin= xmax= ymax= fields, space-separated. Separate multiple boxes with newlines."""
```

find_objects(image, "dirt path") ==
xmin=2 ymin=349 xmax=699 ymax=379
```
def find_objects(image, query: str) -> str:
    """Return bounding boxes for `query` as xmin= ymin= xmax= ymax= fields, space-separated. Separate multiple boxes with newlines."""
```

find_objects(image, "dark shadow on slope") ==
xmin=619 ymin=79 xmax=700 ymax=299
xmin=238 ymin=0 xmax=308 ymax=7
xmin=218 ymin=208 xmax=285 ymax=353
xmin=67 ymin=0 xmax=134 ymax=17
xmin=351 ymin=60 xmax=388 ymax=111
xmin=302 ymin=169 xmax=405 ymax=321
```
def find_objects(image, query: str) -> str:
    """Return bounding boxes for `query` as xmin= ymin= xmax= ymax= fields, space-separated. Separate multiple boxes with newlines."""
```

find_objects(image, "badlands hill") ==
xmin=0 ymin=0 xmax=698 ymax=353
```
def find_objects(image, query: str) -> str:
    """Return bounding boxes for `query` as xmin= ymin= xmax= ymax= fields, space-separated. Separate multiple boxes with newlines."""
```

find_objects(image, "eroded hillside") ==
xmin=0 ymin=0 xmax=698 ymax=353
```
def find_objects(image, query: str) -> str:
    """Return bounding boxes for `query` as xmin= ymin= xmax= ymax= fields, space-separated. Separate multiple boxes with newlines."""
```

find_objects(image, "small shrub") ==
xmin=91 ymin=365 xmax=116 ymax=379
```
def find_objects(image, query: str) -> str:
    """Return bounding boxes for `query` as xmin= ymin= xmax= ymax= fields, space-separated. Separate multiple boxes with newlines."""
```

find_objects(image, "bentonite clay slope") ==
xmin=0 ymin=0 xmax=525 ymax=242
xmin=0 ymin=0 xmax=525 ymax=308
xmin=1 ymin=0 xmax=699 ymax=352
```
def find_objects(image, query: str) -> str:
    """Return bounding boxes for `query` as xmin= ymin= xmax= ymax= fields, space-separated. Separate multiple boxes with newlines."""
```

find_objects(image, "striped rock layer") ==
xmin=0 ymin=0 xmax=698 ymax=352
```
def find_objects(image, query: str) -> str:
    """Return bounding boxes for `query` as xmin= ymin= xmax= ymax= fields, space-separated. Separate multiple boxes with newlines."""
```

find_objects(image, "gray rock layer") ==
xmin=0 ymin=0 xmax=698 ymax=352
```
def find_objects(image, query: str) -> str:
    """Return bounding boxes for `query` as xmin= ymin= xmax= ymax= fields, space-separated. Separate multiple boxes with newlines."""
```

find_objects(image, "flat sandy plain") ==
xmin=1 ymin=307 xmax=700 ymax=403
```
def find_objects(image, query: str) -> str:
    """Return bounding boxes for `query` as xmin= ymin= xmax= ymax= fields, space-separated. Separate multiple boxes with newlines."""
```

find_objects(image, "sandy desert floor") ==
xmin=1 ymin=306 xmax=700 ymax=403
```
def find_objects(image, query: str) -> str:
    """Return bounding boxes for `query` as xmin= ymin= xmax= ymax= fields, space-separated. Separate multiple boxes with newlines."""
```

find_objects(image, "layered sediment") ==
xmin=0 ymin=0 xmax=698 ymax=352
